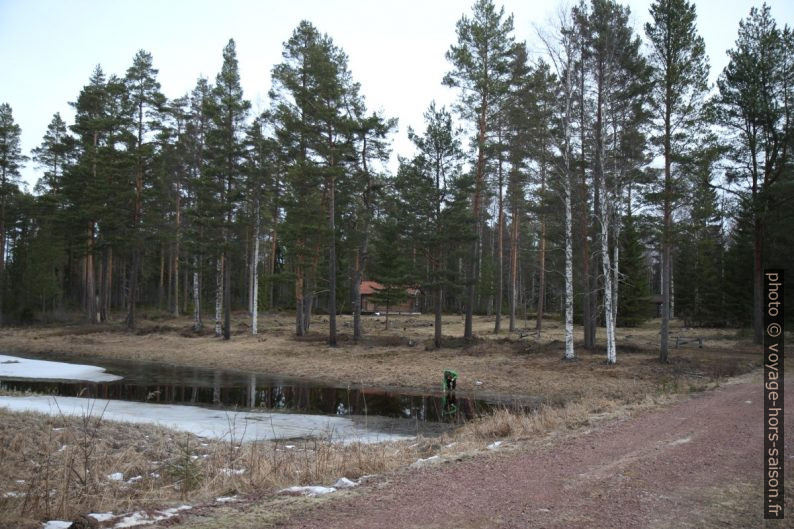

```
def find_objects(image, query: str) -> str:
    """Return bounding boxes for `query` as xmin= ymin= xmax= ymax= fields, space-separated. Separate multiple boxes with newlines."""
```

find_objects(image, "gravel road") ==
xmin=280 ymin=378 xmax=792 ymax=529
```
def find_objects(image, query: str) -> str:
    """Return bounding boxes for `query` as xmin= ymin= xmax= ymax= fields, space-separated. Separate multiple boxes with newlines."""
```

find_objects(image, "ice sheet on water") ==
xmin=0 ymin=395 xmax=412 ymax=444
xmin=0 ymin=354 xmax=122 ymax=382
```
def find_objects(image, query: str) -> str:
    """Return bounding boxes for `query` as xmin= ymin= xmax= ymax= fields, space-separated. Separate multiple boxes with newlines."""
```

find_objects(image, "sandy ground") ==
xmin=0 ymin=312 xmax=762 ymax=402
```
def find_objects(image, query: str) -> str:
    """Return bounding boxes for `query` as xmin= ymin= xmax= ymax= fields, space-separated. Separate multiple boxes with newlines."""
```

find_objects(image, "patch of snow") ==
xmin=126 ymin=475 xmax=142 ymax=484
xmin=0 ymin=395 xmax=411 ymax=444
xmin=444 ymin=442 xmax=457 ymax=448
xmin=333 ymin=477 xmax=357 ymax=488
xmin=113 ymin=505 xmax=191 ymax=528
xmin=538 ymin=508 xmax=551 ymax=513
xmin=0 ymin=354 xmax=122 ymax=382
xmin=42 ymin=522 xmax=72 ymax=529
xmin=215 ymin=496 xmax=239 ymax=503
xmin=15 ymin=479 xmax=25 ymax=484
xmin=279 ymin=485 xmax=337 ymax=497
xmin=475 ymin=380 xmax=483 ymax=386
xmin=113 ymin=511 xmax=149 ymax=528
xmin=220 ymin=468 xmax=245 ymax=476
xmin=487 ymin=441 xmax=503 ymax=450
xmin=669 ymin=437 xmax=691 ymax=446
xmin=107 ymin=472 xmax=124 ymax=481
xmin=284 ymin=444 xmax=296 ymax=449
xmin=159 ymin=505 xmax=191 ymax=517
xmin=410 ymin=455 xmax=441 ymax=468
xmin=89 ymin=512 xmax=116 ymax=522
xmin=4 ymin=491 xmax=23 ymax=498
xmin=149 ymin=472 xmax=160 ymax=479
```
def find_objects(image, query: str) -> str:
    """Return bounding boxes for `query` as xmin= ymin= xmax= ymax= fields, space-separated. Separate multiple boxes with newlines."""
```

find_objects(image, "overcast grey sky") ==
xmin=1 ymin=0 xmax=792 ymax=189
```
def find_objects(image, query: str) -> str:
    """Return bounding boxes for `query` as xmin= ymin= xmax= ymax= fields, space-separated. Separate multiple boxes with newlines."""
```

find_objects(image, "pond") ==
xmin=0 ymin=353 xmax=539 ymax=438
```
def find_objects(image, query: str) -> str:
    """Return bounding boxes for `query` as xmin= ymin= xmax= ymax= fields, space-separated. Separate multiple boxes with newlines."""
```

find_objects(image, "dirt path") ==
xmin=276 ymin=379 xmax=792 ymax=529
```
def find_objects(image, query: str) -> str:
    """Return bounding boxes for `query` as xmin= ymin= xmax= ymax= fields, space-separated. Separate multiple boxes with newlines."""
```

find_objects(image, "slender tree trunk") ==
xmin=269 ymin=229 xmax=278 ymax=310
xmin=251 ymin=201 xmax=260 ymax=335
xmin=595 ymin=68 xmax=615 ymax=364
xmin=660 ymin=98 xmax=672 ymax=362
xmin=509 ymin=206 xmax=519 ymax=332
xmin=104 ymin=248 xmax=112 ymax=320
xmin=215 ymin=256 xmax=222 ymax=337
xmin=183 ymin=262 xmax=189 ymax=315
xmin=99 ymin=248 xmax=107 ymax=322
xmin=578 ymin=52 xmax=594 ymax=351
xmin=328 ymin=170 xmax=337 ymax=347
xmin=465 ymin=99 xmax=489 ymax=341
xmin=494 ymin=146 xmax=504 ymax=334
xmin=612 ymin=212 xmax=620 ymax=324
xmin=223 ymin=249 xmax=231 ymax=340
xmin=86 ymin=223 xmax=97 ymax=323
xmin=434 ymin=265 xmax=443 ymax=348
xmin=295 ymin=250 xmax=305 ymax=336
xmin=564 ymin=166 xmax=575 ymax=360
xmin=127 ymin=115 xmax=143 ymax=330
xmin=352 ymin=258 xmax=362 ymax=340
xmin=174 ymin=185 xmax=180 ymax=317
xmin=193 ymin=256 xmax=202 ymax=331
xmin=167 ymin=246 xmax=173 ymax=312
xmin=536 ymin=164 xmax=547 ymax=334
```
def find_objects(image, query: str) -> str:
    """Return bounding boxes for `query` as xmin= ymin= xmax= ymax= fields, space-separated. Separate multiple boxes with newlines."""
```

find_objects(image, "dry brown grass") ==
xmin=0 ymin=314 xmax=764 ymax=527
xmin=0 ymin=403 xmax=425 ymax=529
xmin=0 ymin=313 xmax=763 ymax=401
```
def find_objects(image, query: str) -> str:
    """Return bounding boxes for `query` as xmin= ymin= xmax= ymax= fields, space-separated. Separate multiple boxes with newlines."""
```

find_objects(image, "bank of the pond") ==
xmin=0 ymin=314 xmax=761 ymax=408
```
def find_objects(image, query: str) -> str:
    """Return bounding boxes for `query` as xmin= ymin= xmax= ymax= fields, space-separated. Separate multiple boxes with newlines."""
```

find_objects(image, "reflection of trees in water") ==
xmin=212 ymin=372 xmax=220 ymax=404
xmin=4 ymin=374 xmax=495 ymax=423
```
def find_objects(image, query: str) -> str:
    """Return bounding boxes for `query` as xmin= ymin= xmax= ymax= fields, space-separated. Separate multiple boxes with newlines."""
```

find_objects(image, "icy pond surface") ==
xmin=0 ymin=354 xmax=121 ymax=382
xmin=0 ymin=395 xmax=410 ymax=443
xmin=0 ymin=353 xmax=539 ymax=440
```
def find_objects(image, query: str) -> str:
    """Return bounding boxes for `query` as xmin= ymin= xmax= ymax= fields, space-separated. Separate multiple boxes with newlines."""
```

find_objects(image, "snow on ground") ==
xmin=42 ymin=522 xmax=72 ymax=529
xmin=89 ymin=512 xmax=116 ymax=522
xmin=113 ymin=505 xmax=191 ymax=528
xmin=333 ymin=477 xmax=358 ymax=488
xmin=279 ymin=485 xmax=337 ymax=496
xmin=0 ymin=354 xmax=122 ymax=382
xmin=0 ymin=395 xmax=411 ymax=444
xmin=410 ymin=455 xmax=441 ymax=468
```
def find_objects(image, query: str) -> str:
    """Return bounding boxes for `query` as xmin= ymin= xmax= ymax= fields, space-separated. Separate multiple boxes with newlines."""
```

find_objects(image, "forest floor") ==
xmin=0 ymin=311 xmax=762 ymax=399
xmin=0 ymin=313 xmax=779 ymax=528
